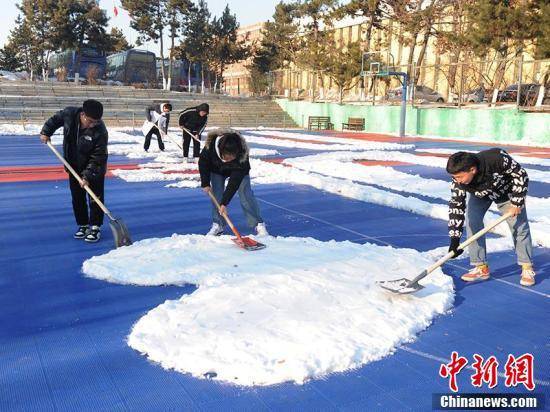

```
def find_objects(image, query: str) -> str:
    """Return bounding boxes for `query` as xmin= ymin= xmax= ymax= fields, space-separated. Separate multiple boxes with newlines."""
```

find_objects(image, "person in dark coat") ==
xmin=199 ymin=128 xmax=268 ymax=237
xmin=446 ymin=149 xmax=535 ymax=286
xmin=144 ymin=102 xmax=172 ymax=152
xmin=39 ymin=99 xmax=108 ymax=242
xmin=178 ymin=102 xmax=209 ymax=162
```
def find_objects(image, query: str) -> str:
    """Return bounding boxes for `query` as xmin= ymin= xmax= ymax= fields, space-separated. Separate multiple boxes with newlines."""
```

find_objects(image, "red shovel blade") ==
xmin=231 ymin=236 xmax=266 ymax=251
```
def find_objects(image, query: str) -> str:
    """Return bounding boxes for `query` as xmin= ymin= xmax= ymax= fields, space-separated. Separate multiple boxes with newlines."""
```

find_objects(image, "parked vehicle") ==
xmin=106 ymin=49 xmax=157 ymax=86
xmin=49 ymin=47 xmax=106 ymax=81
xmin=497 ymin=83 xmax=541 ymax=106
xmin=451 ymin=87 xmax=487 ymax=103
xmin=386 ymin=85 xmax=445 ymax=103
xmin=156 ymin=58 xmax=204 ymax=91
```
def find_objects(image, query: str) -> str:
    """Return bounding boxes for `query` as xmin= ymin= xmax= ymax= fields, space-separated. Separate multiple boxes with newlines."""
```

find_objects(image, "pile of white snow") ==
xmin=83 ymin=234 xmax=454 ymax=386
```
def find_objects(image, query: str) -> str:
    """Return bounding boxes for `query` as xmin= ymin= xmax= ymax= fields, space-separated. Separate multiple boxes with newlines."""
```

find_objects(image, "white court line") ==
xmin=400 ymin=347 xmax=550 ymax=387
xmin=257 ymin=198 xmax=392 ymax=247
xmin=258 ymin=197 xmax=549 ymax=299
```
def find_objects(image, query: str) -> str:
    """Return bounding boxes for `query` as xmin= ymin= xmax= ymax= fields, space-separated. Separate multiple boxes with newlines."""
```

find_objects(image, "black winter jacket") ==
xmin=146 ymin=103 xmax=170 ymax=133
xmin=178 ymin=106 xmax=208 ymax=135
xmin=41 ymin=107 xmax=108 ymax=181
xmin=448 ymin=148 xmax=529 ymax=239
xmin=198 ymin=129 xmax=250 ymax=205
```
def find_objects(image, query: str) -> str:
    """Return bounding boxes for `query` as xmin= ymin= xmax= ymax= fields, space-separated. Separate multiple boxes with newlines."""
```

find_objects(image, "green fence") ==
xmin=276 ymin=99 xmax=550 ymax=146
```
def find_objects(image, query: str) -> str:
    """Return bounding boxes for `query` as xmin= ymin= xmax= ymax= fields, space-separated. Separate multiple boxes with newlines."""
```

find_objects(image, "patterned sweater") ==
xmin=448 ymin=149 xmax=529 ymax=239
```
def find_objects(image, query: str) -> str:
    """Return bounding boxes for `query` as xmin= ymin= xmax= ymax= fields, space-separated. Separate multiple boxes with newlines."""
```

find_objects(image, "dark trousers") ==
xmin=183 ymin=132 xmax=200 ymax=158
xmin=69 ymin=174 xmax=105 ymax=227
xmin=144 ymin=128 xmax=164 ymax=151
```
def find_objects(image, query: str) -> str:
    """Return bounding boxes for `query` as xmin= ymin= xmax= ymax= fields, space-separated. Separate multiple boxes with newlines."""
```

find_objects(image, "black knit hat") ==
xmin=83 ymin=99 xmax=104 ymax=120
xmin=197 ymin=103 xmax=209 ymax=114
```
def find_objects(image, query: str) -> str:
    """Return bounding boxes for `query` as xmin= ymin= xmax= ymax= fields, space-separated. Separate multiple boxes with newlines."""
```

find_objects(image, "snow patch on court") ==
xmin=283 ymin=152 xmax=550 ymax=224
xmin=82 ymin=234 xmax=454 ymax=386
xmin=345 ymin=150 xmax=550 ymax=184
xmin=250 ymin=160 xmax=550 ymax=248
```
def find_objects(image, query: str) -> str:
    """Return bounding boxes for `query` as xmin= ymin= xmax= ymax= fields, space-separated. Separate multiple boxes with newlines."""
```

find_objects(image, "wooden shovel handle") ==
xmin=181 ymin=126 xmax=202 ymax=143
xmin=206 ymin=190 xmax=242 ymax=239
xmin=409 ymin=211 xmax=513 ymax=285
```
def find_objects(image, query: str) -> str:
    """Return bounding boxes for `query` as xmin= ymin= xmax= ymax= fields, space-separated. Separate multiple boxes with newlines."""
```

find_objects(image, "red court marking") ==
xmin=415 ymin=150 xmax=550 ymax=160
xmin=508 ymin=150 xmax=550 ymax=159
xmin=353 ymin=160 xmax=412 ymax=167
xmin=414 ymin=152 xmax=449 ymax=158
xmin=262 ymin=158 xmax=285 ymax=164
xmin=0 ymin=163 xmax=140 ymax=183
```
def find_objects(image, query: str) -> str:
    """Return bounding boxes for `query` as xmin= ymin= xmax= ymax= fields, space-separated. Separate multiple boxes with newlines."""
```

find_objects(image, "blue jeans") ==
xmin=210 ymin=173 xmax=263 ymax=229
xmin=465 ymin=194 xmax=533 ymax=266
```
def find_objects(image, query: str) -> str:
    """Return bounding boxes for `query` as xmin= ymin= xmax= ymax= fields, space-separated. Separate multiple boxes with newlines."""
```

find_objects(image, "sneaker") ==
xmin=84 ymin=225 xmax=101 ymax=243
xmin=207 ymin=223 xmax=224 ymax=236
xmin=255 ymin=222 xmax=269 ymax=236
xmin=74 ymin=225 xmax=89 ymax=239
xmin=520 ymin=268 xmax=536 ymax=287
xmin=461 ymin=265 xmax=490 ymax=282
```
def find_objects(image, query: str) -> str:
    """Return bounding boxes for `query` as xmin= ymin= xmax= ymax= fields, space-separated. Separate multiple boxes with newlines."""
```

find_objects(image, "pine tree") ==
xmin=178 ymin=0 xmax=212 ymax=93
xmin=335 ymin=0 xmax=388 ymax=55
xmin=324 ymin=40 xmax=363 ymax=103
xmin=2 ymin=14 xmax=39 ymax=79
xmin=463 ymin=0 xmax=533 ymax=88
xmin=105 ymin=28 xmax=134 ymax=53
xmin=249 ymin=1 xmax=300 ymax=93
xmin=209 ymin=5 xmax=248 ymax=92
xmin=295 ymin=0 xmax=339 ymax=101
xmin=17 ymin=0 xmax=58 ymax=81
xmin=0 ymin=42 xmax=22 ymax=72
xmin=248 ymin=2 xmax=300 ymax=96
xmin=52 ymin=0 xmax=110 ymax=79
xmin=534 ymin=1 xmax=550 ymax=59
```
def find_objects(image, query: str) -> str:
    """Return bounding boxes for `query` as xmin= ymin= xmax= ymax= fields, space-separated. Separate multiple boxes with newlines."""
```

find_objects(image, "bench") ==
xmin=342 ymin=117 xmax=365 ymax=131
xmin=308 ymin=116 xmax=334 ymax=130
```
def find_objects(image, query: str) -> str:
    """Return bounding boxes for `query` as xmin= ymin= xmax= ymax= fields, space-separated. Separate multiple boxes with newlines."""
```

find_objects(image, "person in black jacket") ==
xmin=446 ymin=149 xmax=535 ymax=286
xmin=178 ymin=103 xmax=208 ymax=162
xmin=144 ymin=102 xmax=172 ymax=152
xmin=199 ymin=129 xmax=268 ymax=237
xmin=39 ymin=99 xmax=108 ymax=242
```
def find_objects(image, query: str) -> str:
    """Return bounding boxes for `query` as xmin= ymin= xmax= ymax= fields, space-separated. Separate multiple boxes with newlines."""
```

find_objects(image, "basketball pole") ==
xmin=375 ymin=70 xmax=408 ymax=139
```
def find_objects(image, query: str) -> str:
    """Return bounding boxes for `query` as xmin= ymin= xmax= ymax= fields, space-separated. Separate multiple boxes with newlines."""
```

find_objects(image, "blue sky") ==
xmin=0 ymin=1 xmax=281 ymax=53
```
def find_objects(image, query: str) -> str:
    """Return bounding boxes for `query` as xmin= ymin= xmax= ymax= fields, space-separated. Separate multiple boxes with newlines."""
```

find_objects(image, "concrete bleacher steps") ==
xmin=0 ymin=82 xmax=297 ymax=128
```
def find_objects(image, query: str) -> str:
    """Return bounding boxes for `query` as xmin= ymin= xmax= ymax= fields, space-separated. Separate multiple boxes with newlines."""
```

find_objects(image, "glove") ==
xmin=448 ymin=237 xmax=464 ymax=258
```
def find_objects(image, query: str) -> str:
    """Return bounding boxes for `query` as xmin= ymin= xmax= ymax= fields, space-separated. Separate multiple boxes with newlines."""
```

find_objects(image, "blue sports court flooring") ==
xmin=1 ymin=131 xmax=548 ymax=411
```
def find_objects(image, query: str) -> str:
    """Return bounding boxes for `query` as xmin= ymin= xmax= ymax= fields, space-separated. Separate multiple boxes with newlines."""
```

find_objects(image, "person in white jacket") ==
xmin=144 ymin=102 xmax=172 ymax=152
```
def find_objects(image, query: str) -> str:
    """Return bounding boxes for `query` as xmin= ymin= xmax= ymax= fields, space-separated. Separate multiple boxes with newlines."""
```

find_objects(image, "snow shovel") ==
xmin=206 ymin=190 xmax=266 ymax=251
xmin=46 ymin=141 xmax=132 ymax=248
xmin=377 ymin=212 xmax=513 ymax=294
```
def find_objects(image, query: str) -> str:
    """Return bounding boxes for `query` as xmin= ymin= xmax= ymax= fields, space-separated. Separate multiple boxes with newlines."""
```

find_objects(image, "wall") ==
xmin=276 ymin=99 xmax=550 ymax=146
